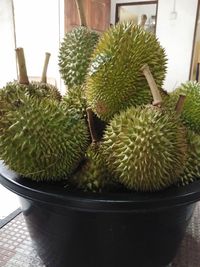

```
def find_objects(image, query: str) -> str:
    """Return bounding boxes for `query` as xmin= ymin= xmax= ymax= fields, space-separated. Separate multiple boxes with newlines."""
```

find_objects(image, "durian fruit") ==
xmin=178 ymin=131 xmax=200 ymax=186
xmin=61 ymin=91 xmax=107 ymax=143
xmin=69 ymin=108 xmax=113 ymax=192
xmin=101 ymin=105 xmax=187 ymax=191
xmin=101 ymin=65 xmax=187 ymax=192
xmin=61 ymin=85 xmax=87 ymax=118
xmin=69 ymin=145 xmax=110 ymax=192
xmin=166 ymin=81 xmax=200 ymax=134
xmin=58 ymin=26 xmax=99 ymax=88
xmin=0 ymin=49 xmax=61 ymax=133
xmin=16 ymin=48 xmax=61 ymax=101
xmin=0 ymin=96 xmax=89 ymax=181
xmin=1 ymin=80 xmax=61 ymax=108
xmin=85 ymin=21 xmax=167 ymax=121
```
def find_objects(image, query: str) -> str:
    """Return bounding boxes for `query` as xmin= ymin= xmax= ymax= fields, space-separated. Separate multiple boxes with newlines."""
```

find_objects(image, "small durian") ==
xmin=0 ymin=96 xmax=89 ymax=181
xmin=69 ymin=146 xmax=110 ymax=192
xmin=86 ymin=21 xmax=167 ymax=121
xmin=166 ymin=81 xmax=200 ymax=134
xmin=69 ymin=108 xmax=113 ymax=192
xmin=101 ymin=105 xmax=187 ymax=191
xmin=178 ymin=131 xmax=200 ymax=186
xmin=58 ymin=26 xmax=99 ymax=88
xmin=61 ymin=85 xmax=87 ymax=118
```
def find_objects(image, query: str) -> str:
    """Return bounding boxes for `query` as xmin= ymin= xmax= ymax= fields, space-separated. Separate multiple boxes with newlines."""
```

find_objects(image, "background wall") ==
xmin=13 ymin=0 xmax=65 ymax=94
xmin=156 ymin=0 xmax=198 ymax=91
xmin=111 ymin=0 xmax=199 ymax=92
xmin=191 ymin=6 xmax=200 ymax=80
xmin=0 ymin=0 xmax=17 ymax=88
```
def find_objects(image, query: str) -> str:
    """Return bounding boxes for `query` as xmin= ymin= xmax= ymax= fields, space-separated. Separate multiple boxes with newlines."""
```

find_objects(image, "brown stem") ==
xmin=15 ymin=47 xmax=29 ymax=85
xmin=75 ymin=0 xmax=87 ymax=27
xmin=41 ymin=52 xmax=51 ymax=83
xmin=175 ymin=94 xmax=186 ymax=114
xmin=139 ymin=14 xmax=147 ymax=28
xmin=141 ymin=64 xmax=162 ymax=107
xmin=86 ymin=108 xmax=98 ymax=144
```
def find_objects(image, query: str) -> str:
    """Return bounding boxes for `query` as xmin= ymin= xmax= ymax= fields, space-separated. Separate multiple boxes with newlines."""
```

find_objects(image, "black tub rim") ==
xmin=0 ymin=162 xmax=200 ymax=212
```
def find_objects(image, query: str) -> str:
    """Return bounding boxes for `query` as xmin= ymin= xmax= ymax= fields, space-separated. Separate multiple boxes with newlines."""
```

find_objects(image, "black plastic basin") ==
xmin=0 ymin=162 xmax=200 ymax=267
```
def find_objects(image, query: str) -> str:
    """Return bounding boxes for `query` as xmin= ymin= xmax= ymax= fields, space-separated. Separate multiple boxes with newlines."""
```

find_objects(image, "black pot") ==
xmin=0 ymin=162 xmax=200 ymax=267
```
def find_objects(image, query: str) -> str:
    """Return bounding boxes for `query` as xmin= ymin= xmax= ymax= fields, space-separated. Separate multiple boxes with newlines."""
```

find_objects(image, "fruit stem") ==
xmin=141 ymin=64 xmax=162 ymax=107
xmin=15 ymin=47 xmax=29 ymax=85
xmin=75 ymin=0 xmax=87 ymax=27
xmin=86 ymin=108 xmax=98 ymax=144
xmin=41 ymin=52 xmax=51 ymax=83
xmin=139 ymin=14 xmax=147 ymax=28
xmin=175 ymin=94 xmax=186 ymax=114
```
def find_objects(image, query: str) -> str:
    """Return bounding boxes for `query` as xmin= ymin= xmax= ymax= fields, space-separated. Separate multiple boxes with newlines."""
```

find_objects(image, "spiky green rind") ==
xmin=58 ymin=26 xmax=99 ymax=88
xmin=0 ymin=81 xmax=61 ymax=131
xmin=28 ymin=81 xmax=62 ymax=101
xmin=61 ymin=85 xmax=87 ymax=118
xmin=178 ymin=131 xmax=200 ymax=186
xmin=166 ymin=81 xmax=200 ymax=134
xmin=70 ymin=146 xmax=111 ymax=192
xmin=86 ymin=22 xmax=167 ymax=121
xmin=101 ymin=106 xmax=187 ymax=192
xmin=0 ymin=97 xmax=89 ymax=181
xmin=160 ymin=88 xmax=170 ymax=103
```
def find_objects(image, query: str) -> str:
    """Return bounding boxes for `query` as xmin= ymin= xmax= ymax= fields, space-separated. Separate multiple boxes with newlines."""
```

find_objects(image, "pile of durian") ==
xmin=0 ymin=21 xmax=200 ymax=193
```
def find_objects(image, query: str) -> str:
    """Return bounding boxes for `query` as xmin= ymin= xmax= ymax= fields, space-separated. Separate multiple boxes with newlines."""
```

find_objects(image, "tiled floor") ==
xmin=0 ymin=213 xmax=45 ymax=267
xmin=0 ymin=185 xmax=20 ymax=220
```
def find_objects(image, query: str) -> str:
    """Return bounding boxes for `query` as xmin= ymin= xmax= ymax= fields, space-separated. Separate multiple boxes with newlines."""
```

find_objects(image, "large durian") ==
xmin=58 ymin=26 xmax=99 ymax=88
xmin=166 ymin=81 xmax=200 ymax=134
xmin=178 ymin=131 xmax=200 ymax=186
xmin=0 ymin=96 xmax=89 ymax=181
xmin=86 ymin=21 xmax=167 ymax=121
xmin=101 ymin=105 xmax=187 ymax=191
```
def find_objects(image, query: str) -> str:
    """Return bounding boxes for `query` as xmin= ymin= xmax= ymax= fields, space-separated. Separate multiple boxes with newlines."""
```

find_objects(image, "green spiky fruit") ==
xmin=0 ymin=81 xmax=61 ymax=133
xmin=70 ymin=145 xmax=111 ymax=192
xmin=101 ymin=106 xmax=187 ymax=192
xmin=166 ymin=81 xmax=200 ymax=134
xmin=61 ymin=85 xmax=87 ymax=118
xmin=178 ymin=131 xmax=200 ymax=186
xmin=58 ymin=26 xmax=99 ymax=88
xmin=0 ymin=97 xmax=89 ymax=181
xmin=86 ymin=22 xmax=167 ymax=121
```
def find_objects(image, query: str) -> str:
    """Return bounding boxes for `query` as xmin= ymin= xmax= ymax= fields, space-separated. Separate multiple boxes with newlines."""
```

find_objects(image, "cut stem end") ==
xmin=15 ymin=47 xmax=29 ymax=85
xmin=41 ymin=52 xmax=51 ymax=83
xmin=141 ymin=64 xmax=163 ymax=107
